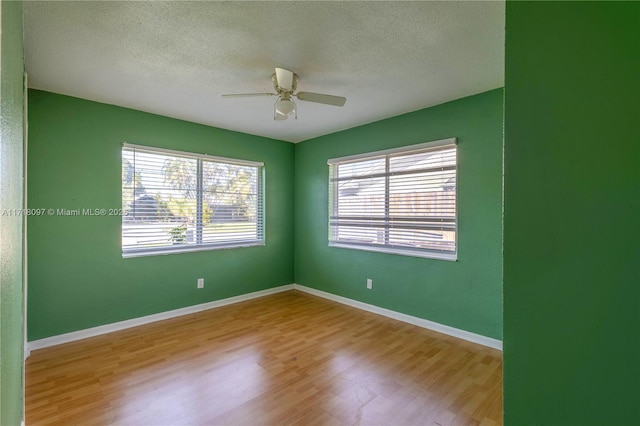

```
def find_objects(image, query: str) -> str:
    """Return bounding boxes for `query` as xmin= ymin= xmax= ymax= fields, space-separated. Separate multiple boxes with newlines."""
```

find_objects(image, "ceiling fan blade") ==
xmin=222 ymin=93 xmax=275 ymax=98
xmin=296 ymin=92 xmax=346 ymax=107
xmin=275 ymin=68 xmax=294 ymax=91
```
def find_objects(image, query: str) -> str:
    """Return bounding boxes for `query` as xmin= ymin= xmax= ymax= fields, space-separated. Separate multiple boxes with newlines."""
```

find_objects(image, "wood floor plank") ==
xmin=26 ymin=290 xmax=502 ymax=425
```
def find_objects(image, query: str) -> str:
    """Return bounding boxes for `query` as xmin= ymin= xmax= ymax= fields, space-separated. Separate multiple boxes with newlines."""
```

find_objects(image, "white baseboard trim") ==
xmin=292 ymin=284 xmax=502 ymax=351
xmin=28 ymin=284 xmax=295 ymax=351
xmin=28 ymin=283 xmax=502 ymax=352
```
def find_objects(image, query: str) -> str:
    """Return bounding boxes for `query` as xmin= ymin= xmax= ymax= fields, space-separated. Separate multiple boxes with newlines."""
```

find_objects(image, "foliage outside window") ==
xmin=328 ymin=138 xmax=457 ymax=260
xmin=122 ymin=144 xmax=264 ymax=257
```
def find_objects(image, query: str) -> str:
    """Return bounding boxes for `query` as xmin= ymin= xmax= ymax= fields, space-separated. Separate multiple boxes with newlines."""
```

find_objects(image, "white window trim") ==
xmin=123 ymin=240 xmax=265 ymax=258
xmin=327 ymin=138 xmax=456 ymax=165
xmin=328 ymin=138 xmax=457 ymax=261
xmin=122 ymin=143 xmax=265 ymax=258
xmin=123 ymin=143 xmax=264 ymax=167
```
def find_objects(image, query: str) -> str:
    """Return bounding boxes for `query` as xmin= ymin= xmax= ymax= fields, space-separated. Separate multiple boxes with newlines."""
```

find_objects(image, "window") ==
xmin=122 ymin=144 xmax=264 ymax=257
xmin=328 ymin=138 xmax=457 ymax=260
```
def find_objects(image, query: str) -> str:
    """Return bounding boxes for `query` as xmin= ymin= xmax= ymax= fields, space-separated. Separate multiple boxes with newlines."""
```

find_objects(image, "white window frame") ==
xmin=122 ymin=143 xmax=265 ymax=258
xmin=328 ymin=138 xmax=457 ymax=261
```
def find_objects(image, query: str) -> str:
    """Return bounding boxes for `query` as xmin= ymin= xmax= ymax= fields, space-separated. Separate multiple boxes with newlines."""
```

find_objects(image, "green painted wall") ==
xmin=0 ymin=1 xmax=25 ymax=424
xmin=294 ymin=89 xmax=503 ymax=340
xmin=27 ymin=90 xmax=294 ymax=340
xmin=504 ymin=2 xmax=640 ymax=425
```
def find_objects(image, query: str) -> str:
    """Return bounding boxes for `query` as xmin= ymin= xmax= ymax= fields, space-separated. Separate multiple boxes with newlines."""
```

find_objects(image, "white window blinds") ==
xmin=328 ymin=139 xmax=457 ymax=260
xmin=122 ymin=144 xmax=264 ymax=257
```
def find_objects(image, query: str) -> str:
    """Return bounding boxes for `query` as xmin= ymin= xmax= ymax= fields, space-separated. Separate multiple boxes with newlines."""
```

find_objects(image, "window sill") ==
xmin=329 ymin=242 xmax=457 ymax=261
xmin=123 ymin=240 xmax=265 ymax=258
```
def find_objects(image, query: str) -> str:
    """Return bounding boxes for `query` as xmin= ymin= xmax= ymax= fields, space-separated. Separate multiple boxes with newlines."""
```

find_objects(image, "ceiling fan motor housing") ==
xmin=272 ymin=73 xmax=298 ymax=94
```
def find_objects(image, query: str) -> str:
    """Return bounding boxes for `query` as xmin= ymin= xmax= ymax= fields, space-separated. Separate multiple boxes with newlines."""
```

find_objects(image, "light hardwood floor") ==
xmin=25 ymin=290 xmax=502 ymax=425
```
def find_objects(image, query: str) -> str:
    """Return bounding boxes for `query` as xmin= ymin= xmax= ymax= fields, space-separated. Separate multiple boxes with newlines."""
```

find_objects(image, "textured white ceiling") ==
xmin=24 ymin=1 xmax=505 ymax=143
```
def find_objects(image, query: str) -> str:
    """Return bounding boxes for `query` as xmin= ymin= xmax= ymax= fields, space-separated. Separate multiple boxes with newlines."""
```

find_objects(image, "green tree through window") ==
xmin=122 ymin=144 xmax=264 ymax=257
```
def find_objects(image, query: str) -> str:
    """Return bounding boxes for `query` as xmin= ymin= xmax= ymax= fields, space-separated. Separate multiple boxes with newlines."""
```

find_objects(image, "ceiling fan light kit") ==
xmin=223 ymin=67 xmax=347 ymax=121
xmin=275 ymin=96 xmax=297 ymax=120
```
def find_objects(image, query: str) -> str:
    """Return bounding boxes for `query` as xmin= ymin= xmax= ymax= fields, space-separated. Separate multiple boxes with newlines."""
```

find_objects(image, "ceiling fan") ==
xmin=222 ymin=68 xmax=347 ymax=121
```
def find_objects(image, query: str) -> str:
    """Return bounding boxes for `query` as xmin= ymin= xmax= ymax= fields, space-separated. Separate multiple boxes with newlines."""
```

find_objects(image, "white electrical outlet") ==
xmin=197 ymin=278 xmax=204 ymax=289
xmin=366 ymin=278 xmax=373 ymax=290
